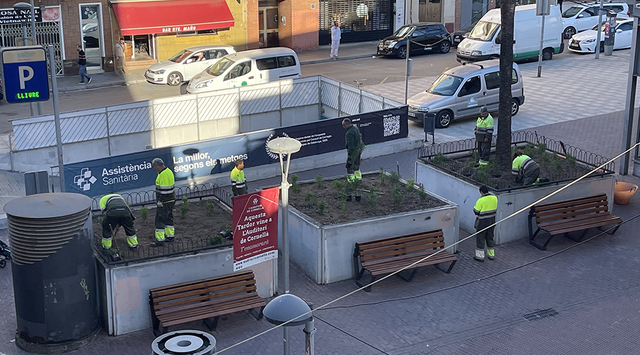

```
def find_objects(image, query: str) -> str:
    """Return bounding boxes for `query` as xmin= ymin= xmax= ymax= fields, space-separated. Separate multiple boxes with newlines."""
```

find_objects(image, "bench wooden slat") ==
xmin=365 ymin=253 xmax=457 ymax=275
xmin=149 ymin=270 xmax=265 ymax=335
xmin=535 ymin=203 xmax=608 ymax=222
xmin=532 ymin=194 xmax=607 ymax=211
xmin=359 ymin=237 xmax=444 ymax=256
xmin=545 ymin=216 xmax=622 ymax=235
xmin=362 ymin=248 xmax=454 ymax=268
xmin=538 ymin=211 xmax=614 ymax=228
xmin=357 ymin=231 xmax=443 ymax=249
xmin=360 ymin=241 xmax=446 ymax=261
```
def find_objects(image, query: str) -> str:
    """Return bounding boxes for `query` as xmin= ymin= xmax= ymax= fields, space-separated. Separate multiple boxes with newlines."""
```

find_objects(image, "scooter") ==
xmin=0 ymin=240 xmax=11 ymax=268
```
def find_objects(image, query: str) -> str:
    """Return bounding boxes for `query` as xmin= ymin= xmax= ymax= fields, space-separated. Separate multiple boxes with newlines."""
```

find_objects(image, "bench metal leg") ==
xmin=598 ymin=224 xmax=621 ymax=235
xmin=250 ymin=306 xmax=264 ymax=320
xmin=435 ymin=260 xmax=457 ymax=274
xmin=356 ymin=274 xmax=375 ymax=292
xmin=529 ymin=233 xmax=554 ymax=251
xmin=564 ymin=229 xmax=588 ymax=242
xmin=203 ymin=316 xmax=220 ymax=331
xmin=397 ymin=268 xmax=418 ymax=282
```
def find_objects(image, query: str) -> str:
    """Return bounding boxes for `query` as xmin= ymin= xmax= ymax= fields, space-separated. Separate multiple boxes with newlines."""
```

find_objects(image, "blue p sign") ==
xmin=1 ymin=46 xmax=50 ymax=104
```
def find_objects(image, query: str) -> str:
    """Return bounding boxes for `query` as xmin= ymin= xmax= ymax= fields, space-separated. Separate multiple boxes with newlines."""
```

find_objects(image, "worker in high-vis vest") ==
xmin=512 ymin=150 xmax=540 ymax=185
xmin=474 ymin=106 xmax=494 ymax=166
xmin=230 ymin=159 xmax=247 ymax=196
xmin=473 ymin=185 xmax=498 ymax=262
xmin=152 ymin=158 xmax=175 ymax=244
xmin=99 ymin=194 xmax=138 ymax=250
xmin=343 ymin=118 xmax=364 ymax=202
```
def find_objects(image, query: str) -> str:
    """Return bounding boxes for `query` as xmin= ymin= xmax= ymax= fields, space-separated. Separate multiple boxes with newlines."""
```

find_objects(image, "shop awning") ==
xmin=111 ymin=0 xmax=235 ymax=36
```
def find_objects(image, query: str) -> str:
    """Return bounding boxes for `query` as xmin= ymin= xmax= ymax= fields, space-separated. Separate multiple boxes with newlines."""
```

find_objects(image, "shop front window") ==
xmin=319 ymin=0 xmax=392 ymax=41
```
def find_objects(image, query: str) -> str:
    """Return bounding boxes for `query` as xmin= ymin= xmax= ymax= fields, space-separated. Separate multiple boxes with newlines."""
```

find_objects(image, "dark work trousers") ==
xmin=522 ymin=163 xmax=540 ymax=185
xmin=155 ymin=201 xmax=175 ymax=230
xmin=476 ymin=226 xmax=496 ymax=250
xmin=477 ymin=139 xmax=491 ymax=164
xmin=346 ymin=152 xmax=362 ymax=175
xmin=102 ymin=210 xmax=136 ymax=239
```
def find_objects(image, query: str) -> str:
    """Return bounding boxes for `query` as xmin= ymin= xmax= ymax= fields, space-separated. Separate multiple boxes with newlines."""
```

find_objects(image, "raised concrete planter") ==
xmin=96 ymin=247 xmax=275 ymax=335
xmin=415 ymin=160 xmax=616 ymax=244
xmin=281 ymin=186 xmax=459 ymax=284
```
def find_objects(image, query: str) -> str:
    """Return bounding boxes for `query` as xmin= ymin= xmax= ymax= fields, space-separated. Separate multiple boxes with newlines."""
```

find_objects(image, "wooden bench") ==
xmin=149 ymin=270 xmax=266 ymax=336
xmin=528 ymin=194 xmax=622 ymax=250
xmin=353 ymin=229 xmax=457 ymax=292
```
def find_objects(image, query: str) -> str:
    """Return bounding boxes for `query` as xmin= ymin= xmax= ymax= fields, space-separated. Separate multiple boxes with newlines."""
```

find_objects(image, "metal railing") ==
xmin=11 ymin=76 xmax=404 ymax=152
xmin=418 ymin=131 xmax=615 ymax=192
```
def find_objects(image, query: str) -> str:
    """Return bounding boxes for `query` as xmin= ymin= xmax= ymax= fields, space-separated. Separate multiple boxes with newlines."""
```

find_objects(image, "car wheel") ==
xmin=511 ymin=99 xmax=520 ymax=116
xmin=397 ymin=45 xmax=407 ymax=59
xmin=542 ymin=48 xmax=553 ymax=61
xmin=435 ymin=110 xmax=453 ymax=128
xmin=167 ymin=72 xmax=183 ymax=86
xmin=0 ymin=259 xmax=5 ymax=268
xmin=439 ymin=41 xmax=451 ymax=54
xmin=563 ymin=27 xmax=576 ymax=39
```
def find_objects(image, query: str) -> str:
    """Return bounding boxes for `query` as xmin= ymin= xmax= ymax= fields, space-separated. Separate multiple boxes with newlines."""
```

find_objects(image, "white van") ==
xmin=457 ymin=4 xmax=564 ymax=62
xmin=186 ymin=48 xmax=301 ymax=94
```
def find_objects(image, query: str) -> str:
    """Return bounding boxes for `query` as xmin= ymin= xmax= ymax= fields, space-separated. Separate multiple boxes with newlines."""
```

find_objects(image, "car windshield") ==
xmin=562 ymin=6 xmax=583 ymax=18
xmin=392 ymin=25 xmax=414 ymax=38
xmin=206 ymin=57 xmax=234 ymax=76
xmin=169 ymin=50 xmax=193 ymax=63
xmin=467 ymin=21 xmax=500 ymax=41
xmin=427 ymin=74 xmax=464 ymax=96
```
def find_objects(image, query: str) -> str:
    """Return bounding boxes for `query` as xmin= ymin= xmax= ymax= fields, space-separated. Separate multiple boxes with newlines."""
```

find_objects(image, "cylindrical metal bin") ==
xmin=4 ymin=193 xmax=100 ymax=353
xmin=152 ymin=330 xmax=216 ymax=355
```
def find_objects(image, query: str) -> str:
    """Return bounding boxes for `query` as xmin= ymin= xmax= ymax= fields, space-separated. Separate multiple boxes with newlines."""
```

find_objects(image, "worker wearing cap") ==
xmin=473 ymin=185 xmax=498 ymax=262
xmin=474 ymin=106 xmax=494 ymax=166
xmin=99 ymin=194 xmax=138 ymax=251
xmin=512 ymin=150 xmax=540 ymax=185
xmin=152 ymin=158 xmax=175 ymax=244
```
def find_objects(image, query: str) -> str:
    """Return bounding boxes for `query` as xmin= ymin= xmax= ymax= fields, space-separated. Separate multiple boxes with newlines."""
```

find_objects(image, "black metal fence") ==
xmin=93 ymin=183 xmax=234 ymax=265
xmin=418 ymin=131 xmax=615 ymax=192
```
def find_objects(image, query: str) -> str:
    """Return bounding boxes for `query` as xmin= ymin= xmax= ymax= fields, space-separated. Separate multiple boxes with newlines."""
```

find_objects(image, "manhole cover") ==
xmin=523 ymin=308 xmax=558 ymax=321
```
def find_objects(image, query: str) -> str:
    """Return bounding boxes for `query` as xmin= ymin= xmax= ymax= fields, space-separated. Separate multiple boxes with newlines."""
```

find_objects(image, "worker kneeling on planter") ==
xmin=512 ymin=150 xmax=540 ymax=186
xmin=100 ymin=194 xmax=139 ymax=251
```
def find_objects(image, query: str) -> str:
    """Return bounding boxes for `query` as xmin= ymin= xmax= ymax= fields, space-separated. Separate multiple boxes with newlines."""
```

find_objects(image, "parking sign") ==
xmin=1 ymin=46 xmax=50 ymax=104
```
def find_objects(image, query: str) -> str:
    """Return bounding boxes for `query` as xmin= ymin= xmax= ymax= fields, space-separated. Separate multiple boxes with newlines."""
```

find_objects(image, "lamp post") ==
xmin=266 ymin=136 xmax=302 ymax=355
xmin=13 ymin=1 xmax=42 ymax=116
xmin=263 ymin=294 xmax=315 ymax=355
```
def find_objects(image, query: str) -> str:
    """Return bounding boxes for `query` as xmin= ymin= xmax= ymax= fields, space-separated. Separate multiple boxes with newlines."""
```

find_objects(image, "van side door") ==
xmin=455 ymin=75 xmax=483 ymax=118
xmin=482 ymin=71 xmax=500 ymax=113
xmin=223 ymin=60 xmax=256 ymax=88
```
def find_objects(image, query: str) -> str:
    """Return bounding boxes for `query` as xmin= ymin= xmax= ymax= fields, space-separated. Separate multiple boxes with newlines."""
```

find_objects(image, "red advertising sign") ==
xmin=232 ymin=187 xmax=280 ymax=271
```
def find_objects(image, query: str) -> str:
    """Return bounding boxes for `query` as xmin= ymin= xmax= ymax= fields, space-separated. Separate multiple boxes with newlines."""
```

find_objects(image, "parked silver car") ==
xmin=408 ymin=60 xmax=525 ymax=128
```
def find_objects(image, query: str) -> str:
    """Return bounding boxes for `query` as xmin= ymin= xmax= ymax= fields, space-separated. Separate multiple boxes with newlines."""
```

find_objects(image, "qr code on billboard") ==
xmin=383 ymin=115 xmax=400 ymax=137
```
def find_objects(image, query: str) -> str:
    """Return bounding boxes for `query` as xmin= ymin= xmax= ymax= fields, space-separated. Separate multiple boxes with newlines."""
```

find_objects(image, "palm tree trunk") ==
xmin=497 ymin=0 xmax=516 ymax=170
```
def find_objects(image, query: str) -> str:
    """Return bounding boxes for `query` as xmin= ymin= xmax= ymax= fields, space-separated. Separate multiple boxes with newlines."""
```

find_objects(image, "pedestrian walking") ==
xmin=474 ymin=106 xmax=494 ymax=166
xmin=330 ymin=21 xmax=341 ymax=60
xmin=152 ymin=158 xmax=175 ymax=244
xmin=99 ymin=194 xmax=138 ymax=252
xmin=512 ymin=150 xmax=540 ymax=185
xmin=473 ymin=185 xmax=497 ymax=262
xmin=557 ymin=0 xmax=563 ymax=12
xmin=343 ymin=118 xmax=364 ymax=201
xmin=230 ymin=159 xmax=247 ymax=196
xmin=115 ymin=38 xmax=126 ymax=75
xmin=77 ymin=44 xmax=92 ymax=84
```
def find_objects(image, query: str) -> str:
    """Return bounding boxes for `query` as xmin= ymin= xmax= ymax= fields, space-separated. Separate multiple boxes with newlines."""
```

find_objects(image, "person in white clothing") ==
xmin=330 ymin=21 xmax=341 ymax=59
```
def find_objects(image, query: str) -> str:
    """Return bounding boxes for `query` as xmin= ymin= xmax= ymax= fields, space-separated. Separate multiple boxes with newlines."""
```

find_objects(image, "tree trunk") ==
xmin=497 ymin=0 xmax=516 ymax=170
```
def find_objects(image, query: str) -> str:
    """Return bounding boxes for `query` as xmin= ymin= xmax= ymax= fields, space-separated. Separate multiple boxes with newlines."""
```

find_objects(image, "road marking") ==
xmin=379 ymin=76 xmax=389 ymax=85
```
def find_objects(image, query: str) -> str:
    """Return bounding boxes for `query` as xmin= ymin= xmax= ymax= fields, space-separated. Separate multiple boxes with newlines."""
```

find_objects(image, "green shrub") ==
xmin=205 ymin=201 xmax=216 ymax=216
xmin=535 ymin=143 xmax=547 ymax=155
xmin=97 ymin=216 xmax=104 ymax=224
xmin=566 ymin=154 xmax=577 ymax=167
xmin=389 ymin=171 xmax=401 ymax=185
xmin=179 ymin=202 xmax=190 ymax=219
xmin=522 ymin=143 xmax=536 ymax=157
xmin=140 ymin=206 xmax=149 ymax=220
xmin=405 ymin=179 xmax=416 ymax=193
xmin=379 ymin=167 xmax=387 ymax=185
xmin=475 ymin=169 xmax=490 ymax=184
xmin=317 ymin=201 xmax=326 ymax=215
xmin=431 ymin=152 xmax=448 ymax=166
xmin=182 ymin=196 xmax=189 ymax=204
xmin=304 ymin=193 xmax=317 ymax=207
xmin=485 ymin=159 xmax=500 ymax=175
xmin=391 ymin=186 xmax=403 ymax=205
xmin=209 ymin=234 xmax=224 ymax=245
xmin=290 ymin=174 xmax=301 ymax=194
xmin=418 ymin=189 xmax=428 ymax=202
xmin=332 ymin=179 xmax=345 ymax=191
xmin=366 ymin=188 xmax=379 ymax=209
xmin=315 ymin=174 xmax=324 ymax=188
xmin=339 ymin=198 xmax=347 ymax=215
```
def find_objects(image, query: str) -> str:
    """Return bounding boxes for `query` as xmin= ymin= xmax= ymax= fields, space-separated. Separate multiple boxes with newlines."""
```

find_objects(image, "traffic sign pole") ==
xmin=48 ymin=45 xmax=64 ymax=192
xmin=20 ymin=25 xmax=35 ymax=117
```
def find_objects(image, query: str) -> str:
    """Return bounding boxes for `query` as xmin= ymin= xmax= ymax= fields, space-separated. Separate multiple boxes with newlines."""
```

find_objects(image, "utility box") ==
xmin=604 ymin=10 xmax=617 ymax=56
xmin=24 ymin=171 xmax=49 ymax=195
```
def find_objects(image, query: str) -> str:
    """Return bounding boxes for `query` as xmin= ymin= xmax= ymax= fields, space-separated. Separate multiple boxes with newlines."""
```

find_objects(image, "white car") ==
xmin=562 ymin=3 xmax=629 ymax=39
xmin=145 ymin=45 xmax=235 ymax=86
xmin=568 ymin=19 xmax=633 ymax=53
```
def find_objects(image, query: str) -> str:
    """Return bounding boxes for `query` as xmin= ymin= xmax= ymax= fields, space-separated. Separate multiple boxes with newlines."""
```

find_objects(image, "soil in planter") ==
xmin=287 ymin=173 xmax=446 ymax=225
xmin=429 ymin=143 xmax=595 ymax=190
xmin=92 ymin=199 xmax=232 ymax=259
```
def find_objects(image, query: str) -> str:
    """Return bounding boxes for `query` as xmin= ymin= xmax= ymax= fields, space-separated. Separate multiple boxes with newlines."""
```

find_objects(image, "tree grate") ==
xmin=523 ymin=308 xmax=558 ymax=321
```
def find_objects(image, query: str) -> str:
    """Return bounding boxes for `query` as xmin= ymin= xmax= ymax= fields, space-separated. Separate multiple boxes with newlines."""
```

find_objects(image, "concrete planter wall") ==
xmin=415 ymin=161 xmax=616 ymax=244
xmin=96 ymin=247 xmax=275 ymax=335
xmin=280 ymin=189 xmax=459 ymax=284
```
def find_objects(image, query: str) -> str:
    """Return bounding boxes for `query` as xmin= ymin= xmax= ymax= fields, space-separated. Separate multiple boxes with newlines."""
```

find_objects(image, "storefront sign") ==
xmin=63 ymin=107 xmax=408 ymax=197
xmin=0 ymin=7 xmax=42 ymax=25
xmin=232 ymin=187 xmax=280 ymax=271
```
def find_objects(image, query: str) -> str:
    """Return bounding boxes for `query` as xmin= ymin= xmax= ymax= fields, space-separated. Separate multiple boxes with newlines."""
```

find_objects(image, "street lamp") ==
xmin=263 ymin=294 xmax=315 ymax=355
xmin=266 ymin=136 xmax=302 ymax=355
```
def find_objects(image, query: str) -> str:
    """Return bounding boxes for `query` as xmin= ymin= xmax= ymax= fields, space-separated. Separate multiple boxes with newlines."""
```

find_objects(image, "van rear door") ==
xmin=276 ymin=55 xmax=301 ymax=79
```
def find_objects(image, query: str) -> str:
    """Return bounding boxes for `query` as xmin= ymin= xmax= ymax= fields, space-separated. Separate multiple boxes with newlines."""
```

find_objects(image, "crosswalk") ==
xmin=365 ymin=50 xmax=635 ymax=142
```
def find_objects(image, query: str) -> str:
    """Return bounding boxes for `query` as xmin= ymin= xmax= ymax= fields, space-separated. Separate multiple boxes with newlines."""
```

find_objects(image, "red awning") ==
xmin=111 ymin=0 xmax=235 ymax=36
